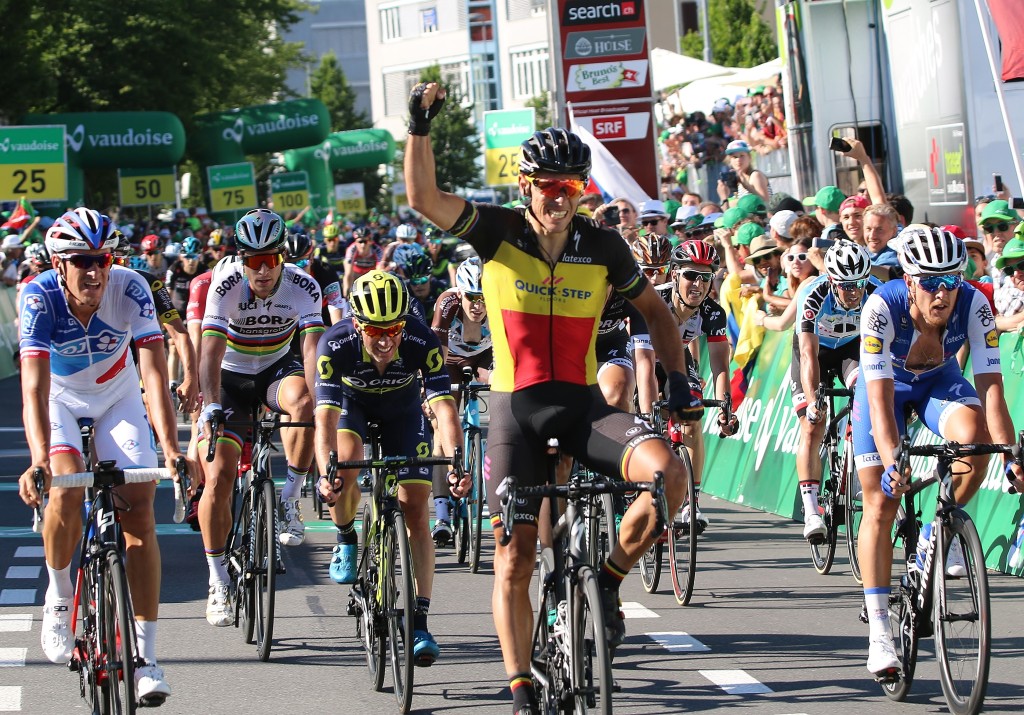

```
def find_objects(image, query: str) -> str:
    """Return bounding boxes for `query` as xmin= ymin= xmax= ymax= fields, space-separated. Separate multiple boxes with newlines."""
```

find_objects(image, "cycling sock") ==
xmin=510 ymin=672 xmax=536 ymax=713
xmin=281 ymin=464 xmax=306 ymax=501
xmin=45 ymin=563 xmax=73 ymax=601
xmin=799 ymin=481 xmax=820 ymax=517
xmin=434 ymin=497 xmax=451 ymax=524
xmin=135 ymin=620 xmax=158 ymax=665
xmin=598 ymin=558 xmax=627 ymax=592
xmin=206 ymin=549 xmax=230 ymax=587
xmin=864 ymin=588 xmax=891 ymax=639
xmin=335 ymin=519 xmax=358 ymax=545
xmin=414 ymin=596 xmax=430 ymax=632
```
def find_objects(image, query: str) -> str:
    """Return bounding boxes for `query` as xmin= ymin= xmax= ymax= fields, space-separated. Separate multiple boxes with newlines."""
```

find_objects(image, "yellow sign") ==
xmin=274 ymin=190 xmax=309 ymax=211
xmin=0 ymin=164 xmax=66 ymax=202
xmin=864 ymin=336 xmax=883 ymax=354
xmin=210 ymin=184 xmax=257 ymax=213
xmin=118 ymin=168 xmax=176 ymax=207
xmin=485 ymin=147 xmax=521 ymax=187
xmin=336 ymin=197 xmax=366 ymax=214
xmin=207 ymin=162 xmax=257 ymax=214
xmin=335 ymin=182 xmax=366 ymax=216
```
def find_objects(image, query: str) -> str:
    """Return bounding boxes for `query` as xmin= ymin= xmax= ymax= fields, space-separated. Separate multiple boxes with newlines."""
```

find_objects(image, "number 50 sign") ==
xmin=0 ymin=125 xmax=68 ymax=202
xmin=207 ymin=162 xmax=257 ymax=213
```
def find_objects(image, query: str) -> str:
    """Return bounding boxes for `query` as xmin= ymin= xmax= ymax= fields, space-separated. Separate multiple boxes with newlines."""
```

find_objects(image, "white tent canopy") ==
xmin=720 ymin=57 xmax=784 ymax=89
xmin=649 ymin=48 xmax=733 ymax=92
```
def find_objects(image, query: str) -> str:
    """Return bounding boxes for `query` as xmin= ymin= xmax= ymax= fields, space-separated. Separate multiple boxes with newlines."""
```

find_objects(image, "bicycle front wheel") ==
xmin=935 ymin=514 xmax=991 ymax=715
xmin=99 ymin=552 xmax=137 ymax=714
xmin=572 ymin=566 xmax=613 ymax=715
xmin=639 ymin=540 xmax=662 ymax=593
xmin=253 ymin=479 xmax=278 ymax=662
xmin=668 ymin=447 xmax=698 ymax=606
xmin=468 ymin=431 xmax=486 ymax=573
xmin=358 ymin=501 xmax=386 ymax=691
xmin=810 ymin=444 xmax=839 ymax=574
xmin=387 ymin=512 xmax=415 ymax=714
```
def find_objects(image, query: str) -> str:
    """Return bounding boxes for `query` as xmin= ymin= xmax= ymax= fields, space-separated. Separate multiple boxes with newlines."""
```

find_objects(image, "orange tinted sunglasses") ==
xmin=241 ymin=252 xmax=284 ymax=271
xmin=525 ymin=175 xmax=585 ymax=199
xmin=358 ymin=321 xmax=405 ymax=339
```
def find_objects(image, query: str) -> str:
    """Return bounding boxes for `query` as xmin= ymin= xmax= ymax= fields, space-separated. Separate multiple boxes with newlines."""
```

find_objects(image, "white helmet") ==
xmin=824 ymin=240 xmax=871 ymax=282
xmin=163 ymin=242 xmax=182 ymax=259
xmin=896 ymin=224 xmax=967 ymax=276
xmin=396 ymin=223 xmax=418 ymax=241
xmin=455 ymin=257 xmax=483 ymax=293
xmin=235 ymin=209 xmax=285 ymax=252
xmin=45 ymin=208 xmax=117 ymax=254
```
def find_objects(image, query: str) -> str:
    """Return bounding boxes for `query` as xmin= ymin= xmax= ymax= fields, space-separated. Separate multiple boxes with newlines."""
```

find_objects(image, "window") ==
xmin=506 ymin=0 xmax=544 ymax=21
xmin=421 ymin=7 xmax=438 ymax=33
xmin=510 ymin=47 xmax=549 ymax=100
xmin=381 ymin=7 xmax=401 ymax=41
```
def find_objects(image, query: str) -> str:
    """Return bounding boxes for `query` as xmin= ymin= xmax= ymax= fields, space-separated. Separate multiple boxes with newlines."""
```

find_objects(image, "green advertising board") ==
xmin=24 ymin=112 xmax=185 ymax=169
xmin=270 ymin=171 xmax=310 ymax=213
xmin=696 ymin=328 xmax=1024 ymax=576
xmin=207 ymin=162 xmax=257 ymax=215
xmin=118 ymin=166 xmax=176 ymax=207
xmin=483 ymin=109 xmax=535 ymax=187
xmin=0 ymin=125 xmax=67 ymax=202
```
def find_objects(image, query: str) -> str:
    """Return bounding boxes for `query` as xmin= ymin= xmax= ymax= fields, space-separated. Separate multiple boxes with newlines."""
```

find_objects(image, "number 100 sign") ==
xmin=207 ymin=162 xmax=257 ymax=213
xmin=0 ymin=125 xmax=67 ymax=202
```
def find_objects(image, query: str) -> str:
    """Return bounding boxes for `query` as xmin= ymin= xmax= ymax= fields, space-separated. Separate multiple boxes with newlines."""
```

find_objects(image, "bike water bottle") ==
xmin=1008 ymin=516 xmax=1024 ymax=570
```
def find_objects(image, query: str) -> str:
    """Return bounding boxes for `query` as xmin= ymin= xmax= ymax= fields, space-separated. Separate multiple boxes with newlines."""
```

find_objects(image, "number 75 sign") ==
xmin=0 ymin=125 xmax=68 ymax=202
xmin=207 ymin=162 xmax=257 ymax=213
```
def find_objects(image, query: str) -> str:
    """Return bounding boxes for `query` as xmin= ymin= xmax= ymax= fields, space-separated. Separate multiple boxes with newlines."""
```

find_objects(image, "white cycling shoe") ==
xmin=803 ymin=513 xmax=827 ymax=543
xmin=41 ymin=596 xmax=73 ymax=663
xmin=206 ymin=585 xmax=233 ymax=627
xmin=945 ymin=538 xmax=967 ymax=579
xmin=279 ymin=499 xmax=305 ymax=547
xmin=135 ymin=662 xmax=171 ymax=707
xmin=867 ymin=635 xmax=900 ymax=677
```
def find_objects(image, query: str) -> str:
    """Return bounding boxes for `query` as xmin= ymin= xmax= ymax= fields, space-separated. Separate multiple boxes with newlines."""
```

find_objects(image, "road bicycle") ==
xmin=341 ymin=423 xmax=460 ymax=714
xmin=499 ymin=438 xmax=668 ymax=715
xmin=638 ymin=396 xmax=730 ymax=606
xmin=568 ymin=461 xmax=619 ymax=571
xmin=806 ymin=376 xmax=861 ymax=581
xmin=207 ymin=410 xmax=314 ymax=662
xmin=31 ymin=419 xmax=187 ymax=714
xmin=452 ymin=369 xmax=489 ymax=572
xmin=880 ymin=432 xmax=1022 ymax=715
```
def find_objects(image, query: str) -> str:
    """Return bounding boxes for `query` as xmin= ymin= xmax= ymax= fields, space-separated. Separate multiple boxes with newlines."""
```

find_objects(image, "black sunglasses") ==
xmin=641 ymin=218 xmax=664 ymax=226
xmin=61 ymin=253 xmax=114 ymax=269
xmin=982 ymin=222 xmax=1011 ymax=234
xmin=1002 ymin=259 xmax=1024 ymax=276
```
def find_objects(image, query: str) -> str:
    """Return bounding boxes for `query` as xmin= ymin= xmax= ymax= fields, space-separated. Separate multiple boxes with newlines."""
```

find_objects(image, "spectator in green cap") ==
xmin=735 ymin=193 xmax=767 ymax=222
xmin=734 ymin=221 xmax=764 ymax=248
xmin=813 ymin=185 xmax=846 ymax=227
xmin=993 ymin=237 xmax=1024 ymax=328
xmin=979 ymin=199 xmax=1018 ymax=264
xmin=715 ymin=206 xmax=748 ymax=230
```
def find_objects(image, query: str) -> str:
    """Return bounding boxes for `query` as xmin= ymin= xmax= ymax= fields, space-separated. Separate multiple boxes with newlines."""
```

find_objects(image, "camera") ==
xmin=603 ymin=205 xmax=620 ymax=228
xmin=829 ymin=136 xmax=851 ymax=153
xmin=720 ymin=167 xmax=739 ymax=194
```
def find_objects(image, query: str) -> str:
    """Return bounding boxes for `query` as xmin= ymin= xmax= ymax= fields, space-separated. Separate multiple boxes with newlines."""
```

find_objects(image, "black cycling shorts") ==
xmin=484 ymin=382 xmax=660 ymax=527
xmin=220 ymin=354 xmax=304 ymax=446
xmin=789 ymin=335 xmax=859 ymax=417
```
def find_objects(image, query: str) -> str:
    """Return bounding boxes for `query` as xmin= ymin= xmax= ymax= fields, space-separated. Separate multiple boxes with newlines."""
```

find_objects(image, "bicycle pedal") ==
xmin=807 ymin=533 xmax=826 ymax=546
xmin=873 ymin=668 xmax=901 ymax=685
xmin=858 ymin=605 xmax=868 ymax=624
xmin=276 ymin=562 xmax=287 ymax=575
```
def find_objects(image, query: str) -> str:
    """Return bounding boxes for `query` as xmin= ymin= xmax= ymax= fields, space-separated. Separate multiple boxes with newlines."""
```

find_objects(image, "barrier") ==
xmin=698 ymin=327 xmax=1024 ymax=576
xmin=0 ymin=287 xmax=19 ymax=381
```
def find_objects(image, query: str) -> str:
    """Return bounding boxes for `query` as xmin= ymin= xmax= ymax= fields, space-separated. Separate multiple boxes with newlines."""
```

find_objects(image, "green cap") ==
xmin=813 ymin=186 xmax=846 ymax=213
xmin=735 ymin=193 xmax=767 ymax=216
xmin=801 ymin=196 xmax=817 ymax=207
xmin=715 ymin=206 xmax=748 ymax=230
xmin=994 ymin=238 xmax=1024 ymax=270
xmin=734 ymin=222 xmax=765 ymax=247
xmin=1015 ymin=221 xmax=1024 ymax=238
xmin=981 ymin=199 xmax=1016 ymax=223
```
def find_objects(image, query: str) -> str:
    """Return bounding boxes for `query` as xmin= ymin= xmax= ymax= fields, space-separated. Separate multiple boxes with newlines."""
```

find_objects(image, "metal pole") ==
xmin=972 ymin=0 xmax=1024 ymax=195
xmin=699 ymin=0 xmax=712 ymax=64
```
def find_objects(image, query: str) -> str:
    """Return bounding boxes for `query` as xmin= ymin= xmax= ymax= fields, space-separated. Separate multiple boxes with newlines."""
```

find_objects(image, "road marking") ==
xmin=0 ymin=590 xmax=35 ymax=606
xmin=621 ymin=601 xmax=659 ymax=618
xmin=0 ymin=686 xmax=20 ymax=711
xmin=13 ymin=547 xmax=43 ymax=559
xmin=0 ymin=649 xmax=26 ymax=667
xmin=4 ymin=567 xmax=39 ymax=580
xmin=699 ymin=669 xmax=773 ymax=694
xmin=0 ymin=615 xmax=32 ymax=633
xmin=646 ymin=631 xmax=710 ymax=652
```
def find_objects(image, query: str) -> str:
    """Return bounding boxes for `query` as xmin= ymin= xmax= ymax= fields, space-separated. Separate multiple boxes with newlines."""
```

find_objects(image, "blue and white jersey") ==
xmin=859 ymin=279 xmax=1001 ymax=383
xmin=795 ymin=274 xmax=880 ymax=350
xmin=19 ymin=266 xmax=163 ymax=393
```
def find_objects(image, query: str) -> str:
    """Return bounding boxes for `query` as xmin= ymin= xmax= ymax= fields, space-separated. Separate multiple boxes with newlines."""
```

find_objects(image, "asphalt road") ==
xmin=1 ymin=374 xmax=1023 ymax=714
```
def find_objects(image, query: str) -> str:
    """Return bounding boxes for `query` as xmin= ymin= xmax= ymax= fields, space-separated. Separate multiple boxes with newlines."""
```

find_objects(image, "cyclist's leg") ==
xmin=595 ymin=330 xmax=635 ymax=412
xmin=677 ymin=350 xmax=707 ymax=518
xmin=324 ymin=407 xmax=364 ymax=584
xmin=266 ymin=363 xmax=314 ymax=503
xmin=631 ymin=334 xmax=658 ymax=415
xmin=793 ymin=342 xmax=829 ymax=538
xmin=42 ymin=398 xmax=87 ymax=581
xmin=919 ymin=367 xmax=986 ymax=504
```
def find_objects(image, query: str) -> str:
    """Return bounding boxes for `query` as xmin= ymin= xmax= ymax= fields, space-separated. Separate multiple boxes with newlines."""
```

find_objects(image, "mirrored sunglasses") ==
xmin=525 ymin=175 xmax=585 ymax=199
xmin=409 ymin=274 xmax=431 ymax=286
xmin=680 ymin=269 xmax=714 ymax=283
xmin=831 ymin=278 xmax=867 ymax=291
xmin=914 ymin=274 xmax=962 ymax=293
xmin=241 ymin=252 xmax=284 ymax=271
xmin=62 ymin=253 xmax=114 ymax=269
xmin=358 ymin=321 xmax=405 ymax=339
xmin=462 ymin=292 xmax=485 ymax=304
xmin=642 ymin=264 xmax=669 ymax=277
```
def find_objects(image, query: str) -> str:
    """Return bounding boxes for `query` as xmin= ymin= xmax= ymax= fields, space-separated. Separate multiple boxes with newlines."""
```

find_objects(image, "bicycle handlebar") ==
xmin=894 ymin=431 xmax=1024 ymax=495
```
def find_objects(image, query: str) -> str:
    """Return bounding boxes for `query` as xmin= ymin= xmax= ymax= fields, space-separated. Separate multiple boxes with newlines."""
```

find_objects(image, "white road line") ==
xmin=699 ymin=669 xmax=773 ymax=695
xmin=0 ymin=590 xmax=36 ymax=606
xmin=646 ymin=631 xmax=710 ymax=652
xmin=13 ymin=547 xmax=43 ymax=559
xmin=4 ymin=567 xmax=40 ymax=580
xmin=0 ymin=686 xmax=20 ymax=711
xmin=0 ymin=615 xmax=32 ymax=633
xmin=0 ymin=649 xmax=26 ymax=667
xmin=620 ymin=601 xmax=659 ymax=618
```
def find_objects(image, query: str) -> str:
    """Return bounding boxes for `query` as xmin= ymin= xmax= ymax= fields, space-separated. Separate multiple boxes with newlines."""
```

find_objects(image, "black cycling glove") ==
xmin=408 ymin=83 xmax=446 ymax=136
xmin=666 ymin=370 xmax=703 ymax=422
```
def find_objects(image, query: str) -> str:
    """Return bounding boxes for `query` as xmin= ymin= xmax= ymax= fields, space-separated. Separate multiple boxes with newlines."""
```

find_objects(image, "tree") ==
xmin=407 ymin=66 xmax=481 ymax=194
xmin=309 ymin=52 xmax=386 ymax=213
xmin=679 ymin=0 xmax=776 ymax=69
xmin=526 ymin=94 xmax=553 ymax=130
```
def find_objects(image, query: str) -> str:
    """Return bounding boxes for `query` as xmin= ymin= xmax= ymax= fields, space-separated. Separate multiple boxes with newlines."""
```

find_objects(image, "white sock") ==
xmin=280 ymin=465 xmax=306 ymax=501
xmin=799 ymin=481 xmax=819 ymax=518
xmin=206 ymin=552 xmax=229 ymax=587
xmin=45 ymin=563 xmax=74 ymax=601
xmin=864 ymin=588 xmax=891 ymax=639
xmin=135 ymin=620 xmax=158 ymax=665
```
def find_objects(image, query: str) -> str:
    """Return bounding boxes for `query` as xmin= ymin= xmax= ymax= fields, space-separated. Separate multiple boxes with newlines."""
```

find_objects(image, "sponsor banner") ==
xmin=561 ymin=0 xmax=644 ymax=27
xmin=207 ymin=162 xmax=257 ymax=214
xmin=118 ymin=166 xmax=176 ymax=207
xmin=0 ymin=125 xmax=67 ymax=202
xmin=566 ymin=59 xmax=648 ymax=93
xmin=571 ymin=112 xmax=649 ymax=142
xmin=925 ymin=123 xmax=969 ymax=206
xmin=484 ymin=109 xmax=535 ymax=187
xmin=697 ymin=328 xmax=1024 ymax=576
xmin=270 ymin=171 xmax=310 ymax=212
xmin=23 ymin=112 xmax=185 ymax=169
xmin=335 ymin=182 xmax=366 ymax=215
xmin=564 ymin=28 xmax=646 ymax=60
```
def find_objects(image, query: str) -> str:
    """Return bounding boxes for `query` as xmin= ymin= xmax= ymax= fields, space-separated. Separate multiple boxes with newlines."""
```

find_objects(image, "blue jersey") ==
xmin=795 ymin=274 xmax=880 ymax=350
xmin=859 ymin=279 xmax=1001 ymax=384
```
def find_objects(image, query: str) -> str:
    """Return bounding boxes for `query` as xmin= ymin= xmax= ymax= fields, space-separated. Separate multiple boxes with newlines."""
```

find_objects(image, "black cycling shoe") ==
xmin=598 ymin=584 xmax=626 ymax=652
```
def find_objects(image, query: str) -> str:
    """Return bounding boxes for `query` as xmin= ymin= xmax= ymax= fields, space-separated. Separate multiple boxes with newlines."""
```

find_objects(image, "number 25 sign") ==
xmin=0 ymin=125 xmax=68 ymax=202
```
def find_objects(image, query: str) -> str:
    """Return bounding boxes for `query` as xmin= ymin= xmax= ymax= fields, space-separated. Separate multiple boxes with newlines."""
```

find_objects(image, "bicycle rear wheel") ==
xmin=843 ymin=444 xmax=864 ymax=584
xmin=532 ymin=549 xmax=561 ymax=715
xmin=358 ymin=501 xmax=386 ymax=691
xmin=572 ymin=566 xmax=613 ymax=715
xmin=253 ymin=479 xmax=278 ymax=662
xmin=639 ymin=540 xmax=662 ymax=593
xmin=935 ymin=514 xmax=991 ymax=715
xmin=387 ymin=512 xmax=415 ymax=714
xmin=99 ymin=552 xmax=137 ymax=714
xmin=468 ymin=431 xmax=486 ymax=573
xmin=586 ymin=492 xmax=617 ymax=570
xmin=882 ymin=588 xmax=919 ymax=702
xmin=668 ymin=447 xmax=698 ymax=605
xmin=77 ymin=566 xmax=103 ymax=713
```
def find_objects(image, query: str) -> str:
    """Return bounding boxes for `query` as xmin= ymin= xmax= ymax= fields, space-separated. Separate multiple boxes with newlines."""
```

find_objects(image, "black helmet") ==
xmin=519 ymin=128 xmax=591 ymax=179
xmin=285 ymin=231 xmax=313 ymax=261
